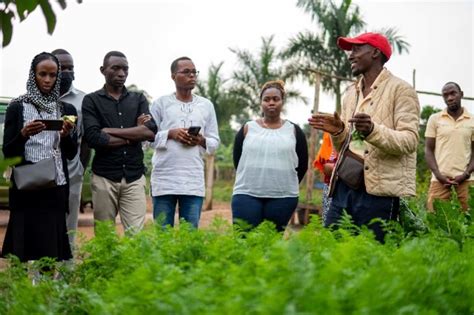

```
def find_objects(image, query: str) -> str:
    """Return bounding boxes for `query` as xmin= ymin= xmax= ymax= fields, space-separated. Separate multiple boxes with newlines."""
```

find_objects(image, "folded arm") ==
xmin=102 ymin=125 xmax=155 ymax=142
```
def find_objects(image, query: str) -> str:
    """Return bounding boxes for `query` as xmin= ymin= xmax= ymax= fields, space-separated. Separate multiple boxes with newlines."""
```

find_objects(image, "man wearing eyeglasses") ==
xmin=150 ymin=56 xmax=220 ymax=228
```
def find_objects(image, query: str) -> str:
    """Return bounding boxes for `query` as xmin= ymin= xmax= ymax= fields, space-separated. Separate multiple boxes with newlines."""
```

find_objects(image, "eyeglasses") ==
xmin=175 ymin=69 xmax=199 ymax=76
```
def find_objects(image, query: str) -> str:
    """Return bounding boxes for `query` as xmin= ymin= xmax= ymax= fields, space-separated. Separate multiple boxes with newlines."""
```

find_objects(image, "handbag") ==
xmin=337 ymin=149 xmax=364 ymax=190
xmin=13 ymin=156 xmax=58 ymax=190
xmin=328 ymin=91 xmax=366 ymax=195
xmin=13 ymin=105 xmax=61 ymax=191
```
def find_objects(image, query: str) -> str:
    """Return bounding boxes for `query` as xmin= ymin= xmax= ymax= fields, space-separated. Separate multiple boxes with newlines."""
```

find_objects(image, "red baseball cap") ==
xmin=337 ymin=32 xmax=392 ymax=61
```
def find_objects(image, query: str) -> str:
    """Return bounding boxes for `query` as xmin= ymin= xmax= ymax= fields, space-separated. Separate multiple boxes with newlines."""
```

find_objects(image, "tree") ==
xmin=196 ymin=62 xmax=244 ymax=210
xmin=0 ymin=0 xmax=82 ymax=47
xmin=196 ymin=62 xmax=239 ymax=145
xmin=282 ymin=0 xmax=410 ymax=113
xmin=230 ymin=35 xmax=306 ymax=118
xmin=417 ymin=105 xmax=441 ymax=186
xmin=127 ymin=84 xmax=153 ymax=103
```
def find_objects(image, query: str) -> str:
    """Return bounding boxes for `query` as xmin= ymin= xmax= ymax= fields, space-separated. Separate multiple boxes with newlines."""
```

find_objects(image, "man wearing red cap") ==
xmin=309 ymin=32 xmax=420 ymax=242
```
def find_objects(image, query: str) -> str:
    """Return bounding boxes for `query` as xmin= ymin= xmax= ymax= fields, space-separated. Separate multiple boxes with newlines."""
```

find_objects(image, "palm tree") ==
xmin=230 ymin=35 xmax=306 ymax=118
xmin=282 ymin=0 xmax=410 ymax=113
xmin=196 ymin=61 xmax=244 ymax=146
xmin=375 ymin=26 xmax=410 ymax=55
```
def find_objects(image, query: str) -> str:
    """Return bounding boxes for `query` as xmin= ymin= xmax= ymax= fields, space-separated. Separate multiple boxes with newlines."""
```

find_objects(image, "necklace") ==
xmin=261 ymin=118 xmax=283 ymax=129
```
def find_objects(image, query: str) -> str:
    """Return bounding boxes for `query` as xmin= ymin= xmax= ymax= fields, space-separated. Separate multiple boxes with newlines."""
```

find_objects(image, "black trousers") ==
xmin=325 ymin=180 xmax=400 ymax=243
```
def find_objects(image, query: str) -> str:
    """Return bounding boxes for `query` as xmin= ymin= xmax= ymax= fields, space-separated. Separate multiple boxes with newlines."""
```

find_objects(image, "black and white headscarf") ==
xmin=14 ymin=52 xmax=62 ymax=114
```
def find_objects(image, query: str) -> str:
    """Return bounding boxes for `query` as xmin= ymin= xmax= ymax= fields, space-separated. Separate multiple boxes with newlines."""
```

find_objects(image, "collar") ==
xmin=356 ymin=67 xmax=390 ymax=93
xmin=98 ymin=85 xmax=129 ymax=98
xmin=173 ymin=92 xmax=196 ymax=104
xmin=441 ymin=107 xmax=471 ymax=119
xmin=61 ymin=84 xmax=79 ymax=98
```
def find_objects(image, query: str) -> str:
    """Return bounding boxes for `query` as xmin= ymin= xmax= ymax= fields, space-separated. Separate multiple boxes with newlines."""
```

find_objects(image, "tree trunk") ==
xmin=305 ymin=73 xmax=322 ymax=204
xmin=203 ymin=154 xmax=215 ymax=210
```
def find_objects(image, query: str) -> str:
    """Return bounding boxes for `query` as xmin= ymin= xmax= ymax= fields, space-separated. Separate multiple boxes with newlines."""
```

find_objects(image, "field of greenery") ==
xmin=0 ymin=191 xmax=473 ymax=314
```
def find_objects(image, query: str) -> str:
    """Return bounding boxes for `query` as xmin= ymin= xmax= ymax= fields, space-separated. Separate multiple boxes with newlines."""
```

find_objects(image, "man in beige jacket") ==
xmin=309 ymin=32 xmax=420 ymax=242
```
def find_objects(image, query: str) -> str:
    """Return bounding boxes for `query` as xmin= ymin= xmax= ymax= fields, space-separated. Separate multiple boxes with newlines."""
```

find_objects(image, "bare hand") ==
xmin=21 ymin=120 xmax=45 ymax=138
xmin=60 ymin=120 xmax=74 ymax=138
xmin=308 ymin=112 xmax=344 ymax=135
xmin=169 ymin=128 xmax=191 ymax=144
xmin=186 ymin=133 xmax=204 ymax=147
xmin=452 ymin=173 xmax=469 ymax=185
xmin=348 ymin=113 xmax=374 ymax=137
xmin=323 ymin=162 xmax=335 ymax=177
xmin=436 ymin=174 xmax=457 ymax=187
xmin=137 ymin=114 xmax=151 ymax=126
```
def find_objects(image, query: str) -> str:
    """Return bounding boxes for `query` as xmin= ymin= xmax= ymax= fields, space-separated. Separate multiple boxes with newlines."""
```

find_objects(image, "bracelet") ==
xmin=332 ymin=124 xmax=345 ymax=136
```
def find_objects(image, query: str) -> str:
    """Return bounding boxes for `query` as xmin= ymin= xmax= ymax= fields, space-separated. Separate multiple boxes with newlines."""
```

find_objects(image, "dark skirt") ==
xmin=1 ymin=185 xmax=72 ymax=262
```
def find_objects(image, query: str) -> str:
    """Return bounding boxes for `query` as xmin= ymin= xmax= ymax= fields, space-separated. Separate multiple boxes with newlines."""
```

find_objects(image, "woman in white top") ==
xmin=232 ymin=80 xmax=308 ymax=231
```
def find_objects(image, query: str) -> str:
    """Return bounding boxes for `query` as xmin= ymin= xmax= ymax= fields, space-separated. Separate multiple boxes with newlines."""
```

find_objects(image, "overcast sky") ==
xmin=0 ymin=0 xmax=472 ymax=125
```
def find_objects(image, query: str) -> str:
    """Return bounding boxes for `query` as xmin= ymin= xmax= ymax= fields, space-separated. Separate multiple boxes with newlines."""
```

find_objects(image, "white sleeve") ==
xmin=150 ymin=98 xmax=169 ymax=149
xmin=203 ymin=101 xmax=220 ymax=155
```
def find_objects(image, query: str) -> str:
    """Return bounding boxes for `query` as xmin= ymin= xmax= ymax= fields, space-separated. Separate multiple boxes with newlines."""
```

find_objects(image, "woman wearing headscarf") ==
xmin=2 ymin=52 xmax=77 ymax=262
xmin=232 ymin=80 xmax=308 ymax=232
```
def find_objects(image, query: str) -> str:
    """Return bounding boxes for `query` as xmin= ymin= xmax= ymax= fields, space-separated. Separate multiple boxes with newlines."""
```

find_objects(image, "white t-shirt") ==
xmin=149 ymin=93 xmax=220 ymax=197
xmin=233 ymin=121 xmax=299 ymax=198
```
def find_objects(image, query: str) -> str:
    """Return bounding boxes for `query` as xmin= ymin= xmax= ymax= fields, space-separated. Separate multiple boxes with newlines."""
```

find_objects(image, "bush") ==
xmin=0 ymin=194 xmax=473 ymax=314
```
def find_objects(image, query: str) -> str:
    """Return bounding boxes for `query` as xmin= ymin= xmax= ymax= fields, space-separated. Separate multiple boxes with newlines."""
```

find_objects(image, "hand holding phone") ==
xmin=35 ymin=119 xmax=64 ymax=131
xmin=187 ymin=126 xmax=201 ymax=136
xmin=314 ymin=112 xmax=334 ymax=118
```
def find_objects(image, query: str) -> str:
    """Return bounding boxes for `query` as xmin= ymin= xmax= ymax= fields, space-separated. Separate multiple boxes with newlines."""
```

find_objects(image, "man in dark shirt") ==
xmin=82 ymin=51 xmax=157 ymax=231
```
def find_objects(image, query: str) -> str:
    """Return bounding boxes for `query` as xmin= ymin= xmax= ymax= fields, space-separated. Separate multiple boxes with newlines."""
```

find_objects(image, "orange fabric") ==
xmin=313 ymin=132 xmax=334 ymax=173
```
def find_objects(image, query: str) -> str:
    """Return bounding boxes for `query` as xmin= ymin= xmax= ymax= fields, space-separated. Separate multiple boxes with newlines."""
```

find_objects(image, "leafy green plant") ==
xmin=428 ymin=198 xmax=472 ymax=251
xmin=0 ymin=198 xmax=473 ymax=314
xmin=1 ymin=0 xmax=83 ymax=47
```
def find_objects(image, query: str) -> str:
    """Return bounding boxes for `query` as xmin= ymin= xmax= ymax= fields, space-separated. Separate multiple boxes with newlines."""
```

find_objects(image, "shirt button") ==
xmin=123 ymin=164 xmax=126 ymax=168
xmin=118 ymin=112 xmax=122 ymax=115
xmin=123 ymin=151 xmax=127 ymax=155
xmin=365 ymin=166 xmax=369 ymax=170
xmin=364 ymin=150 xmax=369 ymax=154
xmin=120 ymin=126 xmax=124 ymax=128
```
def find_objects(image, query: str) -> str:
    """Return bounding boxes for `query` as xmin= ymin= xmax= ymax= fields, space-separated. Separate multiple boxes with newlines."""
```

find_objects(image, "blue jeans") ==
xmin=325 ymin=180 xmax=399 ymax=243
xmin=152 ymin=195 xmax=203 ymax=228
xmin=231 ymin=194 xmax=298 ymax=232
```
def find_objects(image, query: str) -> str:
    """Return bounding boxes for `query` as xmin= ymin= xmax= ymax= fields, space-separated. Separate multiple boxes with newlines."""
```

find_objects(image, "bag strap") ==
xmin=337 ymin=91 xmax=361 ymax=158
xmin=327 ymin=90 xmax=361 ymax=196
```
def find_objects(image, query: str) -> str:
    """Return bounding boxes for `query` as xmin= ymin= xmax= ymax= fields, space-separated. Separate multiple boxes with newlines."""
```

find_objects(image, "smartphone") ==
xmin=187 ymin=126 xmax=201 ymax=136
xmin=35 ymin=119 xmax=64 ymax=131
xmin=315 ymin=112 xmax=334 ymax=117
